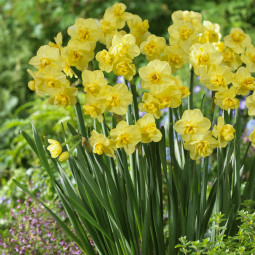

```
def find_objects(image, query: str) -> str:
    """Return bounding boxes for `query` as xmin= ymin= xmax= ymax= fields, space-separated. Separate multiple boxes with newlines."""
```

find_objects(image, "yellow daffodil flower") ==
xmin=162 ymin=45 xmax=188 ymax=73
xmin=112 ymin=58 xmax=136 ymax=81
xmin=224 ymin=28 xmax=251 ymax=54
xmin=89 ymin=130 xmax=116 ymax=157
xmin=110 ymin=121 xmax=141 ymax=155
xmin=82 ymin=70 xmax=107 ymax=95
xmin=48 ymin=87 xmax=78 ymax=107
xmin=136 ymin=114 xmax=162 ymax=143
xmin=138 ymin=93 xmax=161 ymax=119
xmin=140 ymin=35 xmax=166 ymax=61
xmin=174 ymin=109 xmax=211 ymax=142
xmin=233 ymin=67 xmax=255 ymax=96
xmin=127 ymin=14 xmax=150 ymax=46
xmin=212 ymin=116 xmax=235 ymax=148
xmin=184 ymin=131 xmax=218 ymax=160
xmin=139 ymin=60 xmax=173 ymax=93
xmin=47 ymin=139 xmax=62 ymax=158
xmin=29 ymin=45 xmax=64 ymax=71
xmin=96 ymin=50 xmax=114 ymax=73
xmin=214 ymin=86 xmax=240 ymax=110
xmin=241 ymin=44 xmax=255 ymax=73
xmin=103 ymin=83 xmax=133 ymax=115
xmin=200 ymin=65 xmax=233 ymax=91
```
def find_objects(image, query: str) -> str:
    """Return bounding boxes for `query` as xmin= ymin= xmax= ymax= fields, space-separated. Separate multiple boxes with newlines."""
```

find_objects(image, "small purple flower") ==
xmin=239 ymin=99 xmax=246 ymax=110
xmin=116 ymin=76 xmax=125 ymax=84
xmin=194 ymin=85 xmax=201 ymax=93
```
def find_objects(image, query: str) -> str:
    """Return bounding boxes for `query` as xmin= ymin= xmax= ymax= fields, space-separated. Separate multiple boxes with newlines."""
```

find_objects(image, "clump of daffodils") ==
xmin=28 ymin=3 xmax=255 ymax=160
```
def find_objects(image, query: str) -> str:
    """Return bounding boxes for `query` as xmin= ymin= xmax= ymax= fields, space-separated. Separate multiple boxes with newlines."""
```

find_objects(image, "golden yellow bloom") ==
xmin=29 ymin=45 xmax=64 ymax=71
xmin=172 ymin=10 xmax=202 ymax=26
xmin=68 ymin=18 xmax=101 ymax=48
xmin=249 ymin=128 xmax=255 ymax=147
xmin=82 ymin=70 xmax=107 ymax=95
xmin=171 ymin=75 xmax=190 ymax=98
xmin=174 ymin=109 xmax=211 ymax=142
xmin=33 ymin=66 xmax=70 ymax=97
xmin=96 ymin=50 xmax=114 ymax=73
xmin=241 ymin=44 xmax=255 ymax=72
xmin=214 ymin=86 xmax=240 ymax=110
xmin=246 ymin=92 xmax=255 ymax=116
xmin=212 ymin=116 xmax=235 ymax=148
xmin=136 ymin=114 xmax=162 ymax=143
xmin=184 ymin=131 xmax=218 ymax=160
xmin=140 ymin=35 xmax=166 ymax=61
xmin=200 ymin=21 xmax=221 ymax=44
xmin=89 ymin=130 xmax=116 ymax=157
xmin=127 ymin=14 xmax=150 ymax=46
xmin=162 ymin=45 xmax=188 ymax=73
xmin=112 ymin=58 xmax=136 ymax=81
xmin=139 ymin=60 xmax=173 ymax=93
xmin=59 ymin=152 xmax=70 ymax=162
xmin=99 ymin=18 xmax=118 ymax=47
xmin=48 ymin=87 xmax=78 ymax=107
xmin=110 ymin=121 xmax=141 ymax=155
xmin=189 ymin=43 xmax=223 ymax=76
xmin=47 ymin=139 xmax=62 ymax=158
xmin=109 ymin=34 xmax=140 ymax=61
xmin=84 ymin=93 xmax=106 ymax=122
xmin=103 ymin=3 xmax=130 ymax=29
xmin=222 ymin=49 xmax=242 ymax=72
xmin=153 ymin=84 xmax=182 ymax=109
xmin=62 ymin=40 xmax=94 ymax=71
xmin=168 ymin=21 xmax=200 ymax=53
xmin=103 ymin=83 xmax=133 ymax=115
xmin=224 ymin=28 xmax=251 ymax=54
xmin=232 ymin=67 xmax=255 ymax=96
xmin=138 ymin=93 xmax=161 ymax=119
xmin=200 ymin=65 xmax=233 ymax=91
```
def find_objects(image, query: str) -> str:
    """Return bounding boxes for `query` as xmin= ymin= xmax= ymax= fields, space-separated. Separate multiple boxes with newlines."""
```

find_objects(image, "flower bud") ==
xmin=59 ymin=151 xmax=70 ymax=162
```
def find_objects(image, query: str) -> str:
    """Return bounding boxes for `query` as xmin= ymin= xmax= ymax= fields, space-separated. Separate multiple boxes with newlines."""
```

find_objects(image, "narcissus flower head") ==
xmin=47 ymin=139 xmax=62 ymax=158
xmin=110 ymin=121 xmax=141 ymax=155
xmin=82 ymin=69 xmax=107 ymax=95
xmin=184 ymin=131 xmax=218 ymax=160
xmin=214 ymin=86 xmax=240 ymax=110
xmin=89 ymin=130 xmax=116 ymax=157
xmin=139 ymin=60 xmax=173 ymax=93
xmin=138 ymin=93 xmax=161 ymax=119
xmin=212 ymin=116 xmax=235 ymax=148
xmin=135 ymin=114 xmax=162 ymax=143
xmin=232 ymin=67 xmax=255 ymax=96
xmin=224 ymin=28 xmax=251 ymax=54
xmin=174 ymin=109 xmax=211 ymax=142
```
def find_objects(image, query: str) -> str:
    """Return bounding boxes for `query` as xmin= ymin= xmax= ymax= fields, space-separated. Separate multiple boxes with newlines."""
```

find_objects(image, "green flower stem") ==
xmin=69 ymin=139 xmax=82 ymax=154
xmin=60 ymin=135 xmax=80 ymax=147
xmin=241 ymin=141 xmax=251 ymax=167
xmin=130 ymin=82 xmax=139 ymax=122
xmin=210 ymin=91 xmax=215 ymax=123
xmin=75 ymin=101 xmax=87 ymax=138
xmin=188 ymin=67 xmax=194 ymax=110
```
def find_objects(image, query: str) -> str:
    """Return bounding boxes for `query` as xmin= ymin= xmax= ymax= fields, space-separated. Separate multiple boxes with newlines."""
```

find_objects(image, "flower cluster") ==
xmin=90 ymin=113 xmax=162 ymax=156
xmin=27 ymin=3 xmax=255 ymax=160
xmin=0 ymin=197 xmax=83 ymax=254
xmin=174 ymin=109 xmax=235 ymax=160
